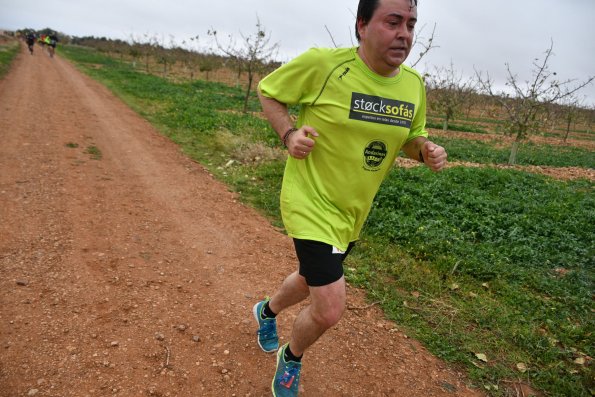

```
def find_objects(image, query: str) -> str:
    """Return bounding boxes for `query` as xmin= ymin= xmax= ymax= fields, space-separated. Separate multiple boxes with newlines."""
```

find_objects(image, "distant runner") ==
xmin=25 ymin=32 xmax=36 ymax=55
xmin=49 ymin=34 xmax=58 ymax=57
xmin=42 ymin=33 xmax=58 ymax=58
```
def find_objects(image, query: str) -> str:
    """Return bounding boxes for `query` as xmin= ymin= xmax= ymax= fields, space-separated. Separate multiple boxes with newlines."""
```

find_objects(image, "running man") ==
xmin=254 ymin=0 xmax=447 ymax=395
xmin=25 ymin=32 xmax=36 ymax=55
xmin=47 ymin=33 xmax=58 ymax=58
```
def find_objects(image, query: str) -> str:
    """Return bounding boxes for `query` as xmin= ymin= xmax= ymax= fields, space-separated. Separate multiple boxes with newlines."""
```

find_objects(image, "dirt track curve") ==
xmin=0 ymin=44 xmax=484 ymax=397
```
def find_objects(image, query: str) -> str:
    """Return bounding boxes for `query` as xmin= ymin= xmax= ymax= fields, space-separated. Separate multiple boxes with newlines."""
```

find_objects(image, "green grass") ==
xmin=61 ymin=45 xmax=594 ymax=396
xmin=84 ymin=145 xmax=102 ymax=160
xmin=543 ymin=130 xmax=595 ymax=142
xmin=357 ymin=168 xmax=594 ymax=396
xmin=426 ymin=120 xmax=489 ymax=134
xmin=429 ymin=136 xmax=595 ymax=169
xmin=0 ymin=39 xmax=20 ymax=79
xmin=427 ymin=113 xmax=507 ymax=127
xmin=427 ymin=113 xmax=595 ymax=144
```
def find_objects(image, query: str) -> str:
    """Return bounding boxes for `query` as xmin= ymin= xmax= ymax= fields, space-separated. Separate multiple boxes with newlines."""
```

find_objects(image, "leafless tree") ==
xmin=130 ymin=33 xmax=159 ymax=73
xmin=209 ymin=18 xmax=279 ymax=113
xmin=408 ymin=23 xmax=438 ymax=68
xmin=426 ymin=61 xmax=476 ymax=131
xmin=476 ymin=40 xmax=594 ymax=164
xmin=179 ymin=36 xmax=200 ymax=80
xmin=153 ymin=34 xmax=178 ymax=78
xmin=198 ymin=54 xmax=220 ymax=82
xmin=587 ymin=105 xmax=595 ymax=134
xmin=553 ymin=94 xmax=587 ymax=142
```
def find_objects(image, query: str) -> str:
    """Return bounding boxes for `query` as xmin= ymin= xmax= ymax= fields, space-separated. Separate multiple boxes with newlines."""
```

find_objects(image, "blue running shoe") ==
xmin=253 ymin=298 xmax=279 ymax=353
xmin=272 ymin=344 xmax=301 ymax=397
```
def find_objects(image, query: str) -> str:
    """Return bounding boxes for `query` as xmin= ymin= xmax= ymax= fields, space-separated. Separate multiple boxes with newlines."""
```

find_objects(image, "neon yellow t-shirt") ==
xmin=259 ymin=47 xmax=428 ymax=251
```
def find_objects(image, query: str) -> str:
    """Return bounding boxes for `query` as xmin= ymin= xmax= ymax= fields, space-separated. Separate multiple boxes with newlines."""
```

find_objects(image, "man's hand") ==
xmin=286 ymin=126 xmax=319 ymax=159
xmin=421 ymin=141 xmax=447 ymax=172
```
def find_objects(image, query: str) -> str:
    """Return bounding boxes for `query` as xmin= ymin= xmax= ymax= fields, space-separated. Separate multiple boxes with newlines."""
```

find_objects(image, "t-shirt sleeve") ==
xmin=258 ymin=48 xmax=326 ymax=106
xmin=405 ymin=75 xmax=429 ymax=143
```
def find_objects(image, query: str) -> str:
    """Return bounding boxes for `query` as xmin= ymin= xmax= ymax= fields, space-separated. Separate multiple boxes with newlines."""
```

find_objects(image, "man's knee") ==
xmin=310 ymin=299 xmax=345 ymax=329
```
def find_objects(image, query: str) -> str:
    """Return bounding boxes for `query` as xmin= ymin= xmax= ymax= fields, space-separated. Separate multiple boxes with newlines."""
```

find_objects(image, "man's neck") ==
xmin=357 ymin=47 xmax=400 ymax=77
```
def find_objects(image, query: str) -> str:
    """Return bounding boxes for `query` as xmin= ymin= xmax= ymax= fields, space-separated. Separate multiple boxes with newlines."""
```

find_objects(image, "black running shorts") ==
xmin=293 ymin=239 xmax=355 ymax=287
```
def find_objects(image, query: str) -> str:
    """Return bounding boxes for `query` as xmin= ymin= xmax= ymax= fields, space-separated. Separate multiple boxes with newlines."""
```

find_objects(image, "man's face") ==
xmin=357 ymin=0 xmax=417 ymax=75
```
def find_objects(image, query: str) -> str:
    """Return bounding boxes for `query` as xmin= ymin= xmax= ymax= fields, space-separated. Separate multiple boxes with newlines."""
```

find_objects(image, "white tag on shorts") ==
xmin=332 ymin=246 xmax=345 ymax=254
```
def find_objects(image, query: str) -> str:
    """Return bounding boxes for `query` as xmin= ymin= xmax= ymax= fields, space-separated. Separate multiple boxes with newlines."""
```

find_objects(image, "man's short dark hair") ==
xmin=355 ymin=0 xmax=418 ymax=42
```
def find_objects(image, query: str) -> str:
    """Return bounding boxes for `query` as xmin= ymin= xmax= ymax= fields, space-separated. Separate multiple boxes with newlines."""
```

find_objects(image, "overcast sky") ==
xmin=2 ymin=0 xmax=594 ymax=105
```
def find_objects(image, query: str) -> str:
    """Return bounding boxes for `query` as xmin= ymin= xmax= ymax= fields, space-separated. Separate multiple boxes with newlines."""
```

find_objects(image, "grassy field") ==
xmin=49 ymin=44 xmax=595 ymax=396
xmin=431 ymin=136 xmax=595 ymax=168
xmin=0 ymin=38 xmax=20 ymax=79
xmin=427 ymin=113 xmax=594 ymax=143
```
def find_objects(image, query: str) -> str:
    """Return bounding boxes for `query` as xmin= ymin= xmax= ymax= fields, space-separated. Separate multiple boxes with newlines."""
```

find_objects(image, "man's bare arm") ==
xmin=257 ymin=89 xmax=294 ymax=140
xmin=257 ymin=88 xmax=318 ymax=159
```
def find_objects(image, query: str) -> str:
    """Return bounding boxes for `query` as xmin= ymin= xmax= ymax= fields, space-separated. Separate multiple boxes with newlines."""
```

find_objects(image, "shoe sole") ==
xmin=253 ymin=302 xmax=277 ymax=353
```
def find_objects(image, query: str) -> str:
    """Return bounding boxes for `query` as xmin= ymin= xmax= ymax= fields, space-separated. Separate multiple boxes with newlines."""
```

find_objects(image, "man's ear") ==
xmin=356 ymin=18 xmax=366 ymax=41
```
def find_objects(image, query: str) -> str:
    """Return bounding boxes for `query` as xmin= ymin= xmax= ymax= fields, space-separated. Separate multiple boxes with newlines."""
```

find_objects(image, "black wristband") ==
xmin=282 ymin=127 xmax=298 ymax=147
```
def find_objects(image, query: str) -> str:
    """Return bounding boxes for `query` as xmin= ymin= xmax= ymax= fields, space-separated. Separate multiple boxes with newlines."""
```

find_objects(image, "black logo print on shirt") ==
xmin=363 ymin=140 xmax=388 ymax=172
xmin=349 ymin=92 xmax=414 ymax=128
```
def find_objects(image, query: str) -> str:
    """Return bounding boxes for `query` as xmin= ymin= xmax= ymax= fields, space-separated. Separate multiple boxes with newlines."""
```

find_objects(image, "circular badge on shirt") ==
xmin=363 ymin=140 xmax=388 ymax=171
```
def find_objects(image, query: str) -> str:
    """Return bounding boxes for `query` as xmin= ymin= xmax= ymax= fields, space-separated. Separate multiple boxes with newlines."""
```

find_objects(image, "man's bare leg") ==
xmin=268 ymin=271 xmax=310 ymax=314
xmin=287 ymin=276 xmax=346 ymax=356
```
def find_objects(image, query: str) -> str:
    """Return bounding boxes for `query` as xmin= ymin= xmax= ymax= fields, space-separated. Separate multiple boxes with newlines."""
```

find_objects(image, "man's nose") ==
xmin=396 ymin=24 xmax=413 ymax=41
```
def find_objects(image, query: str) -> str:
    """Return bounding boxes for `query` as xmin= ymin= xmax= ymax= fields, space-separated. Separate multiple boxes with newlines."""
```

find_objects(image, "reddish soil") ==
xmin=0 ymin=45 xmax=487 ymax=396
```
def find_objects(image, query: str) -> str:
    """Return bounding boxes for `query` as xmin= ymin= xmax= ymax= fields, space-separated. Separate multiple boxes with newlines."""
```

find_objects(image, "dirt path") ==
xmin=0 ymin=44 xmax=483 ymax=397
